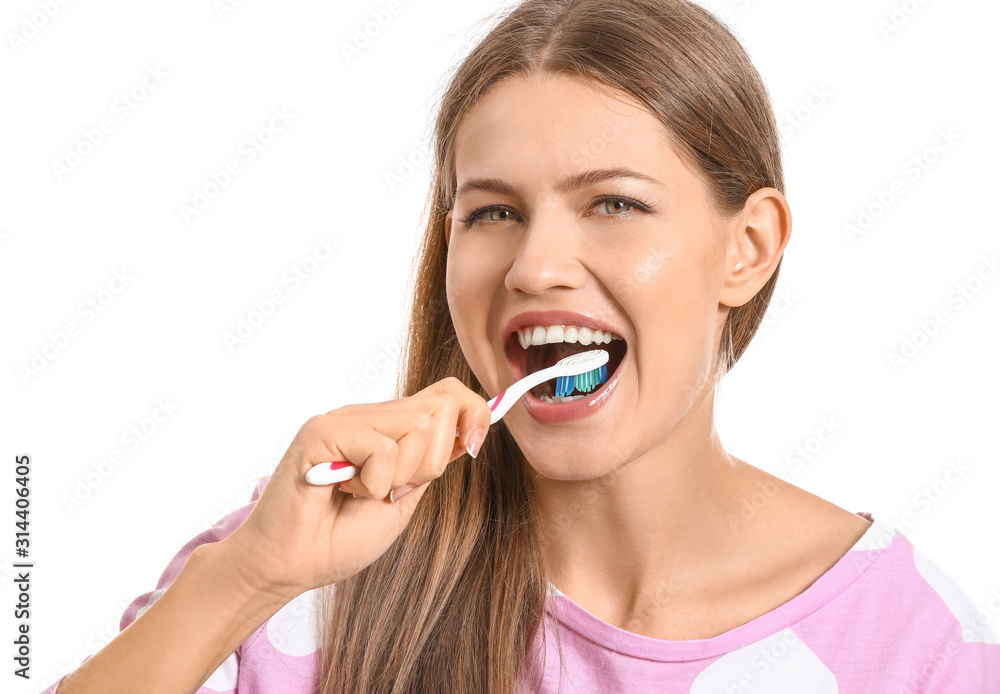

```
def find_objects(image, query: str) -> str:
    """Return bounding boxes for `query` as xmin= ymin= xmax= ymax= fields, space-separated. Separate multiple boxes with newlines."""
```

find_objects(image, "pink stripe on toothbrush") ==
xmin=490 ymin=390 xmax=506 ymax=412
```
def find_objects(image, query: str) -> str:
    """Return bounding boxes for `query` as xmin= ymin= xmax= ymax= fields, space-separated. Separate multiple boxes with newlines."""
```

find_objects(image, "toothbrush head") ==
xmin=487 ymin=348 xmax=610 ymax=424
xmin=552 ymin=348 xmax=609 ymax=373
xmin=550 ymin=349 xmax=610 ymax=398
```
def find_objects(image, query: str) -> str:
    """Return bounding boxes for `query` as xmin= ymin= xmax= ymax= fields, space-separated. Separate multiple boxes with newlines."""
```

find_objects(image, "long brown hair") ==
xmin=317 ymin=1 xmax=785 ymax=691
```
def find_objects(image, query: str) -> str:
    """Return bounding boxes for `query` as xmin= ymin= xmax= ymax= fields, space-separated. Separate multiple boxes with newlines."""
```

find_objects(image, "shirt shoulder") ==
xmin=772 ymin=516 xmax=1000 ymax=692
xmin=534 ymin=515 xmax=1000 ymax=693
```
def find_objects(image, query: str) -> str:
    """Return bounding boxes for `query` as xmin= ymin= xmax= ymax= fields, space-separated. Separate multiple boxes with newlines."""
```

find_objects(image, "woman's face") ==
xmin=445 ymin=72 xmax=734 ymax=480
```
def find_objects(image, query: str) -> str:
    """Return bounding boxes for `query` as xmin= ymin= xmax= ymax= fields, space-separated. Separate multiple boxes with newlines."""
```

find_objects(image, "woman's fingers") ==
xmin=354 ymin=411 xmax=432 ymax=499
xmin=284 ymin=417 xmax=380 ymax=502
xmin=300 ymin=410 xmax=412 ymax=499
xmin=228 ymin=377 xmax=495 ymax=594
xmin=402 ymin=377 xmax=493 ymax=459
xmin=304 ymin=406 xmax=456 ymax=500
xmin=320 ymin=378 xmax=492 ymax=499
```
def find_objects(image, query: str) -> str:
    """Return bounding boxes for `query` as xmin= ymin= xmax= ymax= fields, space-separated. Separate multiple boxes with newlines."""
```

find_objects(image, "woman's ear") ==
xmin=719 ymin=187 xmax=792 ymax=308
xmin=444 ymin=210 xmax=453 ymax=247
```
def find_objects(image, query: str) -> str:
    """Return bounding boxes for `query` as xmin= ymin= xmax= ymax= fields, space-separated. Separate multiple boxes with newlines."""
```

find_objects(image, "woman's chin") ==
xmin=519 ymin=447 xmax=620 ymax=483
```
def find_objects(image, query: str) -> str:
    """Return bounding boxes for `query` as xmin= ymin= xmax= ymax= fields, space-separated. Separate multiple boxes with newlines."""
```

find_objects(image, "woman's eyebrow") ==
xmin=454 ymin=167 xmax=663 ymax=200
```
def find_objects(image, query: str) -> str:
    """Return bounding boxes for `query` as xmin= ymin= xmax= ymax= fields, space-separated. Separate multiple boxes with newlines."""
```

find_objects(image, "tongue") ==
xmin=536 ymin=342 xmax=593 ymax=371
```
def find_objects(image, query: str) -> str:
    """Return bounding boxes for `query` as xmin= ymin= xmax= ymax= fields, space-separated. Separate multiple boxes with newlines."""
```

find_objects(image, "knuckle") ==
xmin=301 ymin=414 xmax=327 ymax=434
xmin=444 ymin=394 xmax=462 ymax=415
xmin=430 ymin=458 xmax=449 ymax=477
xmin=432 ymin=392 xmax=458 ymax=412
xmin=433 ymin=376 xmax=467 ymax=396
xmin=442 ymin=376 xmax=464 ymax=389
xmin=438 ymin=397 xmax=461 ymax=423
xmin=412 ymin=411 xmax=435 ymax=434
xmin=374 ymin=437 xmax=398 ymax=460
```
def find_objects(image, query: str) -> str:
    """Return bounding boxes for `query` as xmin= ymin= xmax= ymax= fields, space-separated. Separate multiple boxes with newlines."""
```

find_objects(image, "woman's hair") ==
xmin=317 ymin=0 xmax=785 ymax=691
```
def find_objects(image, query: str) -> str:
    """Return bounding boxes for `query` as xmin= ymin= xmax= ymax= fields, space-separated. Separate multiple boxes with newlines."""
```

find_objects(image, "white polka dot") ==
xmin=853 ymin=518 xmax=896 ymax=551
xmin=912 ymin=546 xmax=1000 ymax=644
xmin=689 ymin=628 xmax=837 ymax=693
xmin=266 ymin=588 xmax=321 ymax=656
xmin=203 ymin=651 xmax=239 ymax=691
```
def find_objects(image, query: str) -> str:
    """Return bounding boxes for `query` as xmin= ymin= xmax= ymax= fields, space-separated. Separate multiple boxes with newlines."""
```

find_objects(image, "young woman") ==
xmin=46 ymin=0 xmax=998 ymax=692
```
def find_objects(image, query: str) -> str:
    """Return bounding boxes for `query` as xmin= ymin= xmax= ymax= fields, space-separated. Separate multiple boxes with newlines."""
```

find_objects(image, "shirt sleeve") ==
xmin=908 ymin=545 xmax=1000 ymax=692
xmin=38 ymin=474 xmax=273 ymax=694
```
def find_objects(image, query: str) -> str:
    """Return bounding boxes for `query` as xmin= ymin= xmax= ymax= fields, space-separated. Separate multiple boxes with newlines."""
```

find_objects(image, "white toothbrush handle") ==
xmin=305 ymin=424 xmax=466 ymax=485
xmin=306 ymin=350 xmax=608 ymax=485
xmin=484 ymin=362 xmax=560 ymax=423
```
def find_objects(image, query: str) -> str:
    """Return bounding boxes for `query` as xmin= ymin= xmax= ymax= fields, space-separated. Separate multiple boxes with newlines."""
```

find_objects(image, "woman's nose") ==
xmin=503 ymin=212 xmax=588 ymax=295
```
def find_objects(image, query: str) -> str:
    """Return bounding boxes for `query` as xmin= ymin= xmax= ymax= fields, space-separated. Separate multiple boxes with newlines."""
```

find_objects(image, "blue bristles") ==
xmin=554 ymin=363 xmax=608 ymax=397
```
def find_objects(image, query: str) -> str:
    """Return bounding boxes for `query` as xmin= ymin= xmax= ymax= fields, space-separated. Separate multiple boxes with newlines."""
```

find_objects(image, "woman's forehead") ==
xmin=452 ymin=74 xmax=681 ymax=189
xmin=458 ymin=73 xmax=650 ymax=142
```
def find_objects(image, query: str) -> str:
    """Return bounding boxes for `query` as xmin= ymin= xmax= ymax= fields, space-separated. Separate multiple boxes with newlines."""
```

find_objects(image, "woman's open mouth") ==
xmin=503 ymin=324 xmax=628 ymax=423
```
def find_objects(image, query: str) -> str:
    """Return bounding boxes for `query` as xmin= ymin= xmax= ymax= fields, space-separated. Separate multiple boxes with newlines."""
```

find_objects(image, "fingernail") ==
xmin=466 ymin=428 xmax=485 ymax=459
xmin=390 ymin=485 xmax=416 ymax=502
xmin=352 ymin=493 xmax=359 ymax=498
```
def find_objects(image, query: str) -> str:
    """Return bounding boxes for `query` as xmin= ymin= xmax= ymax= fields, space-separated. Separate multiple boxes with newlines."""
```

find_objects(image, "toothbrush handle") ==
xmin=306 ymin=424 xmax=470 ymax=486
xmin=306 ymin=350 xmax=608 ymax=485
xmin=305 ymin=378 xmax=536 ymax=485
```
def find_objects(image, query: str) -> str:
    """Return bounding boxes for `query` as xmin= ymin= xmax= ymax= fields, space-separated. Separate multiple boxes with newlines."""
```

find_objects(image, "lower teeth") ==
xmin=537 ymin=393 xmax=586 ymax=403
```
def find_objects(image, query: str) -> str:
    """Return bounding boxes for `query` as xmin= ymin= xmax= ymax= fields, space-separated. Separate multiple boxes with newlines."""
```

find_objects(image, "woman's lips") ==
xmin=503 ymin=332 xmax=626 ymax=391
xmin=501 ymin=332 xmax=627 ymax=422
xmin=519 ymin=347 xmax=627 ymax=423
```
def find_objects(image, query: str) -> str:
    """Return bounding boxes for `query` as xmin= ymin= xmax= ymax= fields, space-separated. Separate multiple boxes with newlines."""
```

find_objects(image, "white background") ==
xmin=1 ymin=0 xmax=997 ymax=690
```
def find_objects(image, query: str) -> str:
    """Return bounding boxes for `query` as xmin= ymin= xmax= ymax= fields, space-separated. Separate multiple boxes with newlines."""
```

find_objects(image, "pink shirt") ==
xmin=41 ymin=474 xmax=1000 ymax=693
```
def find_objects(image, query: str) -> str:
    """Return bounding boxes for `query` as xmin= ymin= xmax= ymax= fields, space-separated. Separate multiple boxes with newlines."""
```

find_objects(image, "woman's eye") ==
xmin=459 ymin=196 xmax=648 ymax=227
xmin=458 ymin=206 xmax=516 ymax=226
xmin=484 ymin=208 xmax=514 ymax=222
xmin=601 ymin=198 xmax=635 ymax=215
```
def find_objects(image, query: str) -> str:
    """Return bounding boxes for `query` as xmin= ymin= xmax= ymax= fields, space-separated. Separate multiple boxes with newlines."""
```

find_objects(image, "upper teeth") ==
xmin=516 ymin=324 xmax=624 ymax=349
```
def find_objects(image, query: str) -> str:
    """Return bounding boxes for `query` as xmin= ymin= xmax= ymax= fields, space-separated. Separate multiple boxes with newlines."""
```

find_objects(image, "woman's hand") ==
xmin=217 ymin=376 xmax=491 ymax=598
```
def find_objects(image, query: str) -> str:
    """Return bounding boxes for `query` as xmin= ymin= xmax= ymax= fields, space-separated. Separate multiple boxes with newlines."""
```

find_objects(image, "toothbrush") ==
xmin=305 ymin=349 xmax=610 ymax=485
